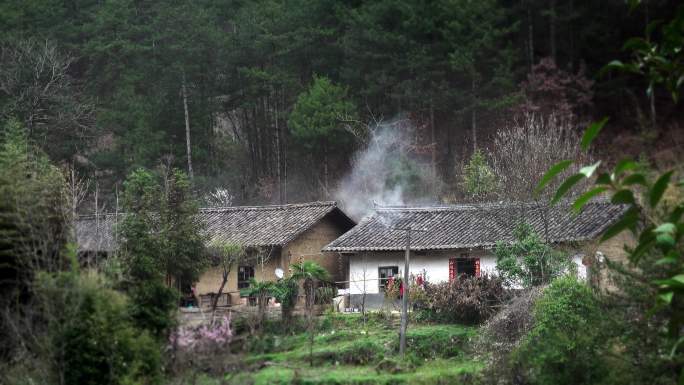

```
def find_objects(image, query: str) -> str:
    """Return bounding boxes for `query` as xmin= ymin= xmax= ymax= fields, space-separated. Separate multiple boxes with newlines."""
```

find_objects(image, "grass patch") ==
xmin=185 ymin=314 xmax=482 ymax=385
xmin=224 ymin=359 xmax=482 ymax=385
xmin=398 ymin=324 xmax=476 ymax=359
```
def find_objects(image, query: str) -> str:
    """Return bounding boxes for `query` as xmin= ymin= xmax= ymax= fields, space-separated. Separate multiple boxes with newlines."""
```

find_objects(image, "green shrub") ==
xmin=494 ymin=223 xmax=574 ymax=288
xmin=38 ymin=271 xmax=162 ymax=385
xmin=129 ymin=280 xmax=178 ymax=338
xmin=313 ymin=339 xmax=385 ymax=365
xmin=420 ymin=275 xmax=506 ymax=324
xmin=270 ymin=278 xmax=299 ymax=323
xmin=513 ymin=276 xmax=606 ymax=385
xmin=317 ymin=329 xmax=355 ymax=345
xmin=391 ymin=325 xmax=474 ymax=359
xmin=339 ymin=339 xmax=385 ymax=365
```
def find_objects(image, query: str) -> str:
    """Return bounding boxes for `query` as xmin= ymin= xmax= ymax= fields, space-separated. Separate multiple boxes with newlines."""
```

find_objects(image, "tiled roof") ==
xmin=323 ymin=201 xmax=629 ymax=252
xmin=76 ymin=201 xmax=354 ymax=252
xmin=76 ymin=213 xmax=120 ymax=252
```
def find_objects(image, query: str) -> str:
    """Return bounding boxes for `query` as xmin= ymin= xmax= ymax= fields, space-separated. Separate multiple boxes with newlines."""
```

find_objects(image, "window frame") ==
xmin=378 ymin=265 xmax=399 ymax=291
xmin=237 ymin=265 xmax=255 ymax=291
xmin=449 ymin=254 xmax=480 ymax=280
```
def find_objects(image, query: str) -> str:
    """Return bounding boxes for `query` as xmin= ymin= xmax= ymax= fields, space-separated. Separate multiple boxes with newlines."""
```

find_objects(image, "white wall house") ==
xmin=323 ymin=202 xmax=628 ymax=308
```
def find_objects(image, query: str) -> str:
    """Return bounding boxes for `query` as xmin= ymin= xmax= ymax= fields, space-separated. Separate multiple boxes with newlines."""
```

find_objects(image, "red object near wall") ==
xmin=449 ymin=257 xmax=481 ymax=279
xmin=449 ymin=258 xmax=457 ymax=281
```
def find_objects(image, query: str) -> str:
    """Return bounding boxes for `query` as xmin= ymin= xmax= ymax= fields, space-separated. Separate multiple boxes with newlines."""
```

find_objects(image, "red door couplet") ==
xmin=449 ymin=257 xmax=480 ymax=280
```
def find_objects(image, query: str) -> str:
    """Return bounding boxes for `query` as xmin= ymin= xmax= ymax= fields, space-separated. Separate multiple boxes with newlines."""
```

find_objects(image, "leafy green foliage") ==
xmin=536 ymin=19 xmax=684 ymax=376
xmin=513 ymin=277 xmax=607 ymax=385
xmin=460 ymin=149 xmax=497 ymax=199
xmin=538 ymin=122 xmax=683 ymax=345
xmin=312 ymin=338 xmax=385 ymax=365
xmin=580 ymin=117 xmax=608 ymax=151
xmin=0 ymin=119 xmax=71 ymax=360
xmin=290 ymin=261 xmax=331 ymax=286
xmin=0 ymin=119 xmax=70 ymax=290
xmin=118 ymin=167 xmax=208 ymax=337
xmin=494 ymin=223 xmax=575 ymax=288
xmin=270 ymin=278 xmax=299 ymax=323
xmin=290 ymin=260 xmax=335 ymax=310
xmin=393 ymin=325 xmax=475 ymax=359
xmin=289 ymin=76 xmax=357 ymax=151
xmin=603 ymin=5 xmax=684 ymax=103
xmin=36 ymin=270 xmax=162 ymax=385
xmin=288 ymin=75 xmax=358 ymax=190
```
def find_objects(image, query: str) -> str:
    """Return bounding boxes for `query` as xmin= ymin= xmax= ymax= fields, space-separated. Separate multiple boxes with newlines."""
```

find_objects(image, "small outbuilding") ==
xmin=323 ymin=201 xmax=629 ymax=309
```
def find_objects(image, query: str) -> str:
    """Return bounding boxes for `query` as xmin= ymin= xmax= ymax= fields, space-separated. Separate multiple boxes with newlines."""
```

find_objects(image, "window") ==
xmin=238 ymin=266 xmax=255 ymax=290
xmin=449 ymin=255 xmax=480 ymax=280
xmin=378 ymin=266 xmax=399 ymax=291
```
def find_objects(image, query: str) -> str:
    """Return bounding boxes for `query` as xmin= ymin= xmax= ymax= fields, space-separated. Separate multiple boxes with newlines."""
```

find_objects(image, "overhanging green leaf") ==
xmin=614 ymin=159 xmax=638 ymax=176
xmin=596 ymin=172 xmax=612 ymax=185
xmin=660 ymin=291 xmax=674 ymax=304
xmin=656 ymin=234 xmax=676 ymax=249
xmin=650 ymin=171 xmax=673 ymax=208
xmin=579 ymin=161 xmax=602 ymax=178
xmin=551 ymin=173 xmax=585 ymax=205
xmin=601 ymin=207 xmax=639 ymax=242
xmin=535 ymin=160 xmax=573 ymax=194
xmin=622 ymin=173 xmax=647 ymax=186
xmin=611 ymin=189 xmax=635 ymax=205
xmin=655 ymin=223 xmax=676 ymax=235
xmin=655 ymin=274 xmax=684 ymax=289
xmin=581 ymin=118 xmax=608 ymax=151
xmin=572 ymin=187 xmax=607 ymax=213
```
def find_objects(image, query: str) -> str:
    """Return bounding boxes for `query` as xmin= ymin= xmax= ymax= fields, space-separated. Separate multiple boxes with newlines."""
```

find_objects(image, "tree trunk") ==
xmin=275 ymin=87 xmax=282 ymax=204
xmin=94 ymin=181 xmax=99 ymax=268
xmin=323 ymin=142 xmax=329 ymax=198
xmin=182 ymin=72 xmax=193 ymax=179
xmin=549 ymin=0 xmax=557 ymax=62
xmin=528 ymin=4 xmax=534 ymax=69
xmin=211 ymin=268 xmax=230 ymax=322
xmin=471 ymin=79 xmax=477 ymax=151
xmin=650 ymin=88 xmax=657 ymax=129
xmin=430 ymin=96 xmax=437 ymax=196
xmin=307 ymin=279 xmax=316 ymax=367
xmin=361 ymin=253 xmax=367 ymax=327
xmin=569 ymin=0 xmax=575 ymax=69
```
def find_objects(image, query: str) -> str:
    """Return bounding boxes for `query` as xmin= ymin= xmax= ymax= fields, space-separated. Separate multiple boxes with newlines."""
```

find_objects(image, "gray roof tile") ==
xmin=323 ymin=201 xmax=629 ymax=252
xmin=76 ymin=201 xmax=353 ymax=252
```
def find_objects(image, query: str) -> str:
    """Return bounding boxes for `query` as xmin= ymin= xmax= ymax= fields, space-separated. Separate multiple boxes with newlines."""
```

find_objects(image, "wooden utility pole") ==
xmin=389 ymin=226 xmax=427 ymax=357
xmin=400 ymin=228 xmax=411 ymax=356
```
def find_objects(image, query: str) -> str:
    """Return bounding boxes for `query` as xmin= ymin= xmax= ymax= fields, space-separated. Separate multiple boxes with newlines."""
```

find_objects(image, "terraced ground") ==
xmin=190 ymin=314 xmax=482 ymax=385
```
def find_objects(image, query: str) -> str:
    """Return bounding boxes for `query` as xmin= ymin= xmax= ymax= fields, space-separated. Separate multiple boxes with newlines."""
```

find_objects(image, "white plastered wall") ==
xmin=347 ymin=248 xmax=586 ymax=295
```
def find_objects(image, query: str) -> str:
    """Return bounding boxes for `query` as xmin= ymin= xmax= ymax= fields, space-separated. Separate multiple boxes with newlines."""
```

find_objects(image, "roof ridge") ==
xmin=199 ymin=201 xmax=337 ymax=213
xmin=76 ymin=212 xmax=123 ymax=220
xmin=323 ymin=200 xmax=627 ymax=252
xmin=76 ymin=201 xmax=338 ymax=218
xmin=374 ymin=199 xmax=614 ymax=212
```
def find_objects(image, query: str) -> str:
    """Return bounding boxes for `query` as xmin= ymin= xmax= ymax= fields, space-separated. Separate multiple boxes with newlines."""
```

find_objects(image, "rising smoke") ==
xmin=334 ymin=117 xmax=441 ymax=220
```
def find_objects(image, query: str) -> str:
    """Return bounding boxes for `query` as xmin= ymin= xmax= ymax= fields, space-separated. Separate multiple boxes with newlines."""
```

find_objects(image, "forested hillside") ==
xmin=1 ymin=0 xmax=681 ymax=213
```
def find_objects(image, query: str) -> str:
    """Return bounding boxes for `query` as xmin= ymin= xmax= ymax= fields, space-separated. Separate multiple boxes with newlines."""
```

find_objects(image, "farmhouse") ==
xmin=324 ymin=201 xmax=629 ymax=309
xmin=76 ymin=201 xmax=355 ymax=306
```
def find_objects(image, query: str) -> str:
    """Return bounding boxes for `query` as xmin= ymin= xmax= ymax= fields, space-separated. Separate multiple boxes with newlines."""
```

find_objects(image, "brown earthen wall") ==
xmin=281 ymin=216 xmax=349 ymax=283
xmin=194 ymin=215 xmax=349 ymax=306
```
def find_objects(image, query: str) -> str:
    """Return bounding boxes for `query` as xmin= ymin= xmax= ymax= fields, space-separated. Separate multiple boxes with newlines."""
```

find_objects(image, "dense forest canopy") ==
xmin=0 ymin=0 xmax=681 ymax=215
